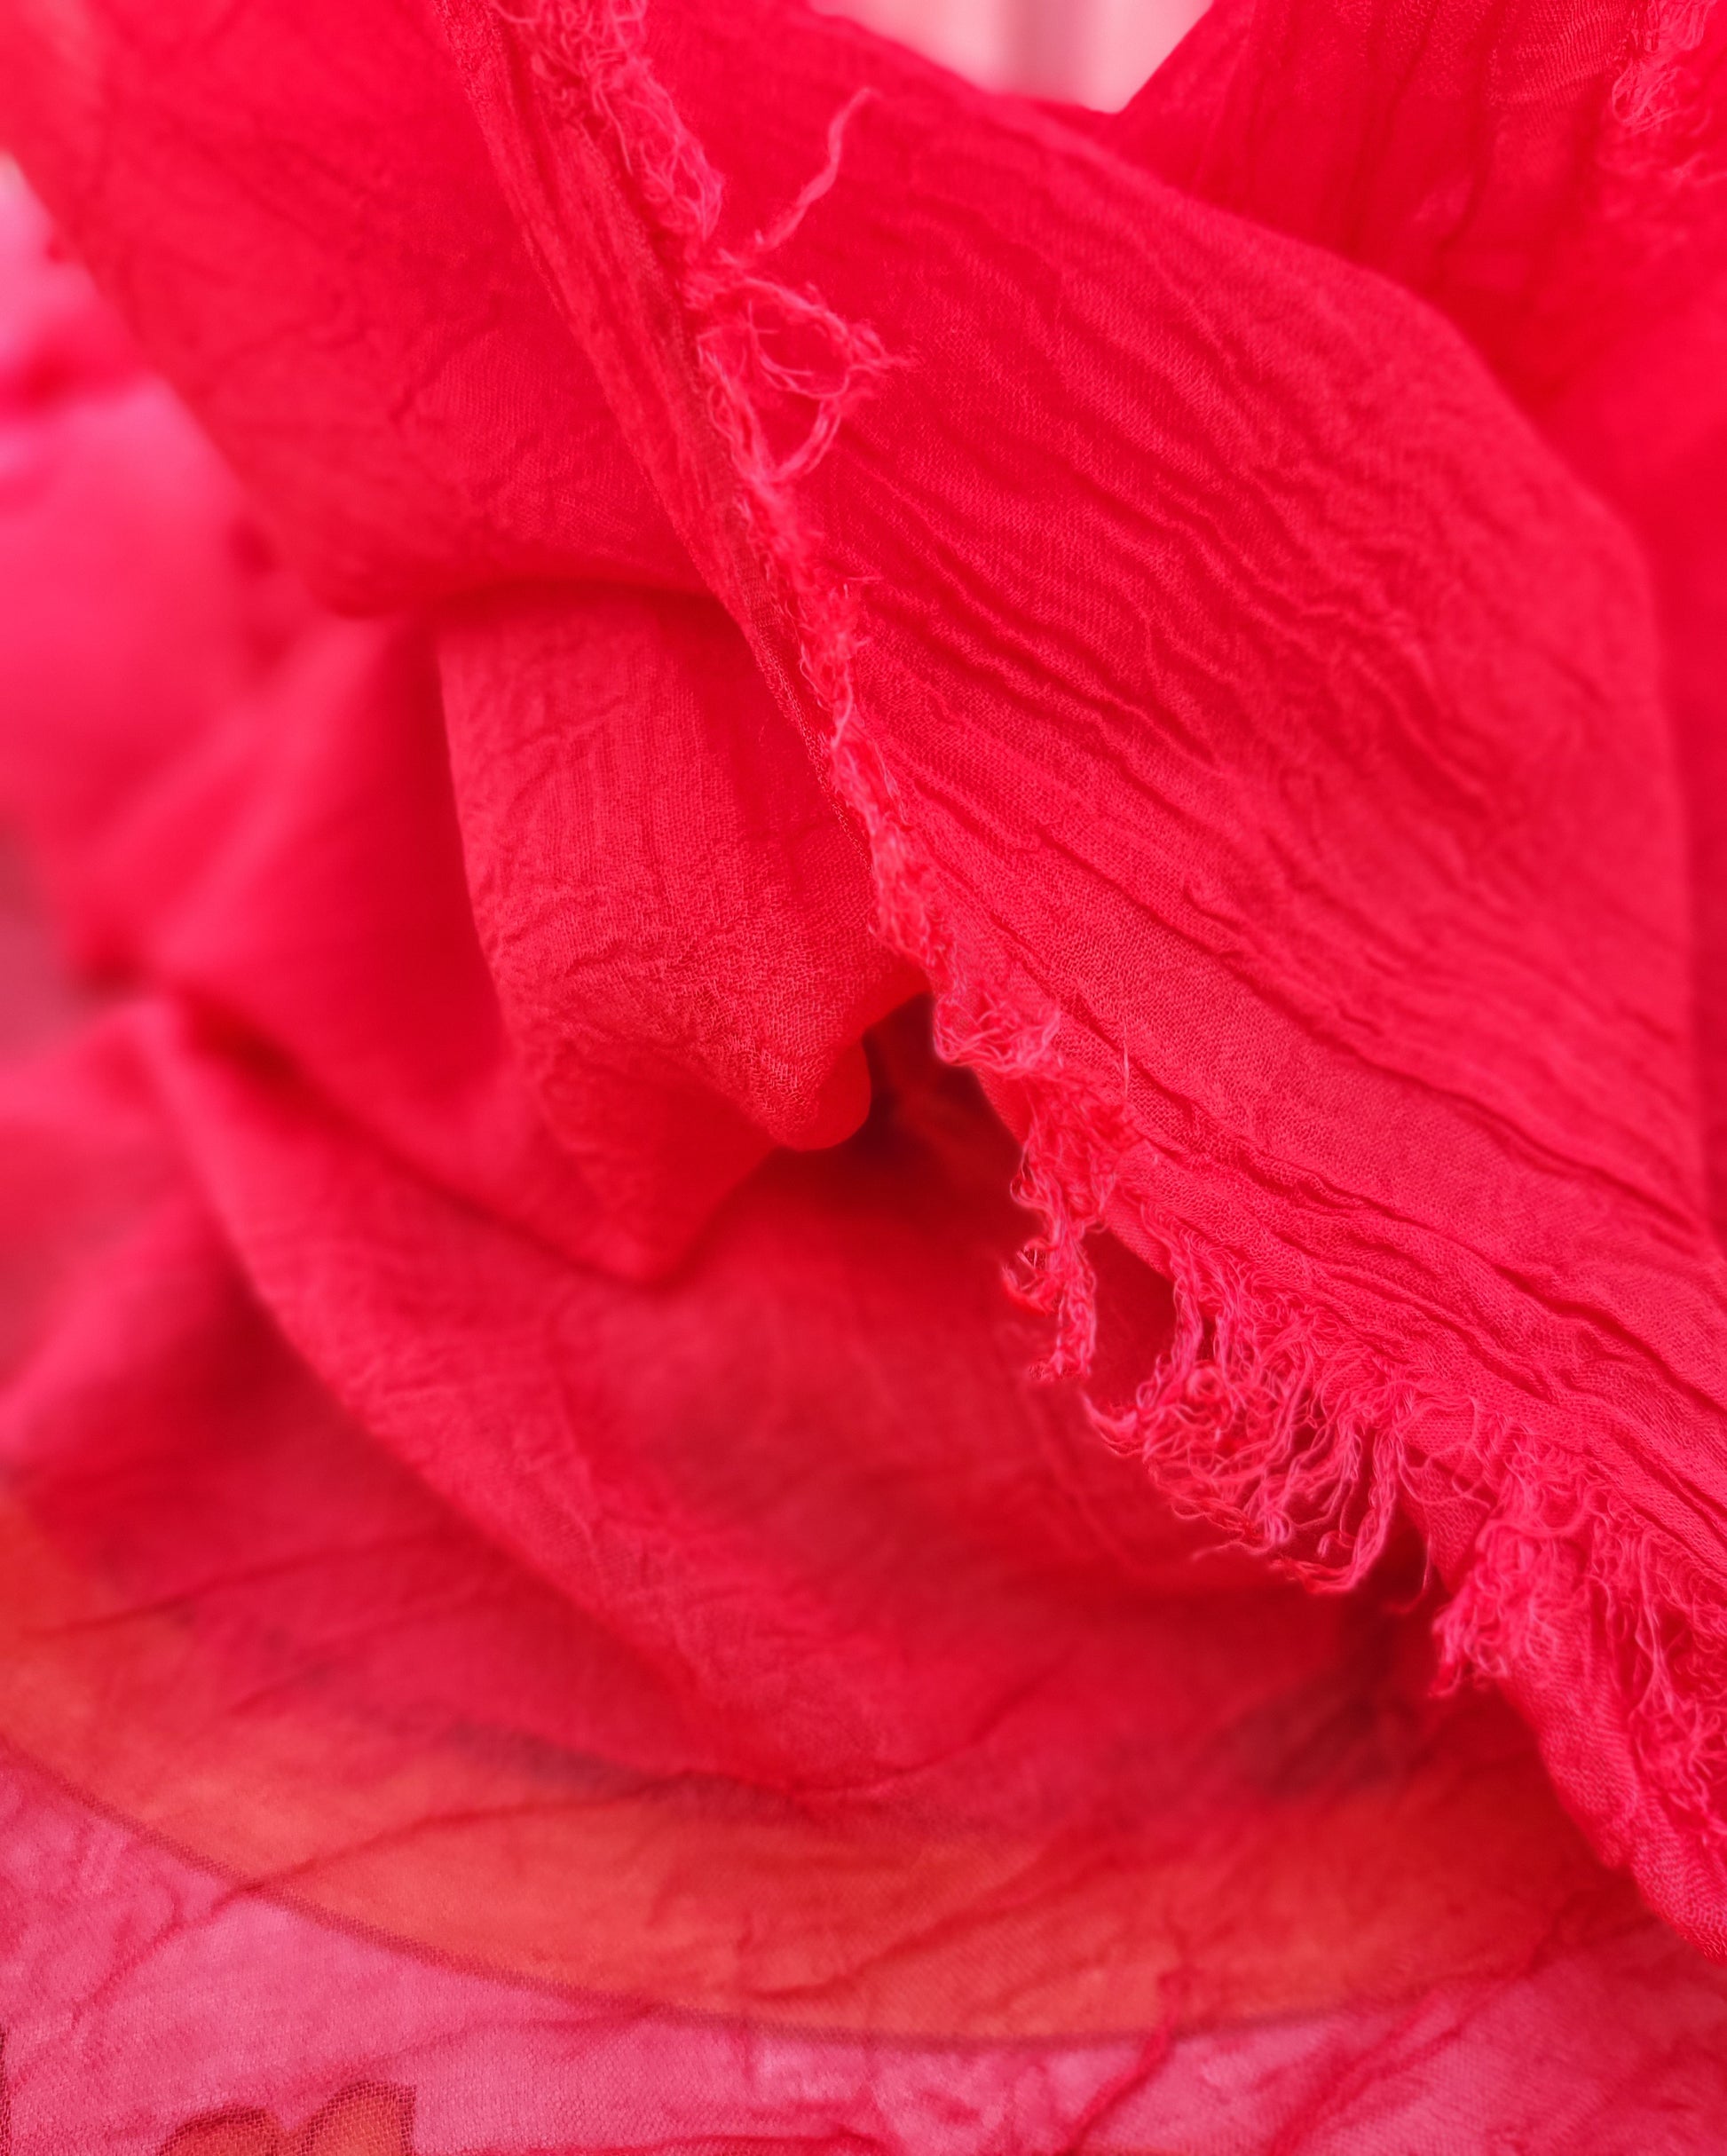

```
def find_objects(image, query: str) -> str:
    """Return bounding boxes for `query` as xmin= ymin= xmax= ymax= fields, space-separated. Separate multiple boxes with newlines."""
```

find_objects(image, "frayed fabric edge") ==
xmin=1093 ymin=1239 xmax=1727 ymax=1874
xmin=494 ymin=0 xmax=1727 ymax=1928
xmin=1611 ymin=0 xmax=1719 ymax=135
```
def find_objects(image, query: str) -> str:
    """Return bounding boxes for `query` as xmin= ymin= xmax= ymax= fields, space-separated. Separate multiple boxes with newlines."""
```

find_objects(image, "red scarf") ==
xmin=0 ymin=0 xmax=1723 ymax=2144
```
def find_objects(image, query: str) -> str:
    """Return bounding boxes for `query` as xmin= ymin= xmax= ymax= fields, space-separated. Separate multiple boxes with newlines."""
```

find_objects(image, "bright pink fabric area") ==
xmin=0 ymin=0 xmax=1725 ymax=2145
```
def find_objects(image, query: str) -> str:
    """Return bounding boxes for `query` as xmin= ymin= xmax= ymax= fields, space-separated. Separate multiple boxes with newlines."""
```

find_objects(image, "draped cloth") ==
xmin=0 ymin=0 xmax=1725 ymax=2144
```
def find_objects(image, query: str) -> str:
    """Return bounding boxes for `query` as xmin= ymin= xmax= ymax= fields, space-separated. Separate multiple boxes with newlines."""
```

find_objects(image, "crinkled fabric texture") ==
xmin=0 ymin=0 xmax=1724 ymax=2145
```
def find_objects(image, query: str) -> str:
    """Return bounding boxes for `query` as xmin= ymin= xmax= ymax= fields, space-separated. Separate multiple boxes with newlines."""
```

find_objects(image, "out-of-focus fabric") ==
xmin=0 ymin=0 xmax=1723 ymax=2146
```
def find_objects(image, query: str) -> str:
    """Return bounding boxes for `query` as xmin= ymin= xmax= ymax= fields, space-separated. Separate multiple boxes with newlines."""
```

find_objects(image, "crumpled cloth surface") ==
xmin=0 ymin=0 xmax=1725 ymax=2146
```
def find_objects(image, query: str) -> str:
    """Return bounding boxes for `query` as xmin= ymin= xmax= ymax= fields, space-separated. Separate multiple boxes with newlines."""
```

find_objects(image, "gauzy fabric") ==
xmin=0 ymin=0 xmax=1725 ymax=2147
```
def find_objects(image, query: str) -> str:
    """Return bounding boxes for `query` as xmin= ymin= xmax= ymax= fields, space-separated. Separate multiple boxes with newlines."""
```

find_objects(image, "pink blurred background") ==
xmin=819 ymin=0 xmax=1209 ymax=107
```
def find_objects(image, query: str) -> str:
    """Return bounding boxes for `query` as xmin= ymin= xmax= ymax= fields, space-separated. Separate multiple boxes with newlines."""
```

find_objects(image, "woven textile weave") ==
xmin=0 ymin=0 xmax=1725 ymax=2144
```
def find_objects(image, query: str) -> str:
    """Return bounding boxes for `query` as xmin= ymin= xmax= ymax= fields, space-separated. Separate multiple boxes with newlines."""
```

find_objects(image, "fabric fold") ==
xmin=0 ymin=0 xmax=693 ymax=608
xmin=432 ymin=0 xmax=1727 ymax=1951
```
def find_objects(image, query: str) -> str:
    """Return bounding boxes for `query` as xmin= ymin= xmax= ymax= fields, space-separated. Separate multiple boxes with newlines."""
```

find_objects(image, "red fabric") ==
xmin=0 ymin=0 xmax=1724 ymax=2144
